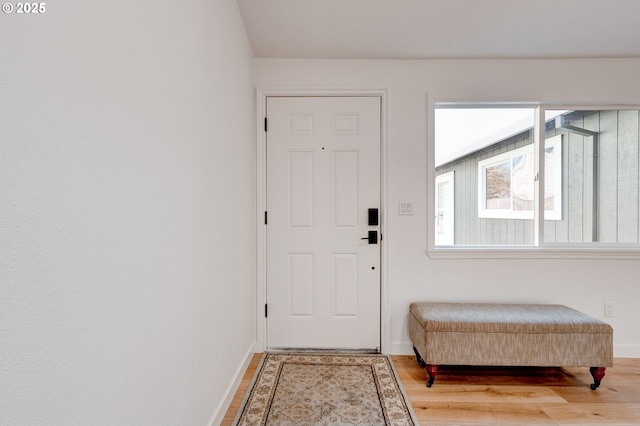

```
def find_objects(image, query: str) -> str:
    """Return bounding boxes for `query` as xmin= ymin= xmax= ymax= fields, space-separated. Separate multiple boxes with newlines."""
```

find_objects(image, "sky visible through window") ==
xmin=435 ymin=108 xmax=565 ymax=167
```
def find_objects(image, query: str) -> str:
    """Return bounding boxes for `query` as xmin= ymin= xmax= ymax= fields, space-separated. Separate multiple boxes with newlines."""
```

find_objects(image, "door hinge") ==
xmin=264 ymin=117 xmax=268 ymax=132
xmin=265 ymin=303 xmax=268 ymax=318
xmin=264 ymin=211 xmax=268 ymax=225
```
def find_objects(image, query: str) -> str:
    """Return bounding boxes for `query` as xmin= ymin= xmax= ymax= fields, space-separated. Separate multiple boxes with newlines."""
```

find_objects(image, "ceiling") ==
xmin=237 ymin=0 xmax=640 ymax=59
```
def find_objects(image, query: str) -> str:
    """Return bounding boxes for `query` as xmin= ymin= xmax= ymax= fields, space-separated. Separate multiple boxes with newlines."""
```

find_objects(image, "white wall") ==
xmin=255 ymin=58 xmax=640 ymax=358
xmin=0 ymin=1 xmax=255 ymax=424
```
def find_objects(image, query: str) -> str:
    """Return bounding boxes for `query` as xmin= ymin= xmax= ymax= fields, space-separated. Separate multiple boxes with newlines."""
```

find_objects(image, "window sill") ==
xmin=427 ymin=246 xmax=640 ymax=260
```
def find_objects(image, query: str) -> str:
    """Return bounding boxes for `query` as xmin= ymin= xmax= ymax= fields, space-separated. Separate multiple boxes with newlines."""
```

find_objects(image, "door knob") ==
xmin=361 ymin=230 xmax=378 ymax=244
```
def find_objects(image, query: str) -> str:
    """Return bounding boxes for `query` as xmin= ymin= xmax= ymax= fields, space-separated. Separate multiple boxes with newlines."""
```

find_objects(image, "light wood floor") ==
xmin=221 ymin=354 xmax=640 ymax=425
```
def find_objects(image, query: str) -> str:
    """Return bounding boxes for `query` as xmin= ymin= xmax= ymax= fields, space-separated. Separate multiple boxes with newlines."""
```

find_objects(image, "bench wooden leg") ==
xmin=412 ymin=346 xmax=426 ymax=367
xmin=412 ymin=346 xmax=437 ymax=388
xmin=426 ymin=364 xmax=438 ymax=388
xmin=590 ymin=367 xmax=606 ymax=390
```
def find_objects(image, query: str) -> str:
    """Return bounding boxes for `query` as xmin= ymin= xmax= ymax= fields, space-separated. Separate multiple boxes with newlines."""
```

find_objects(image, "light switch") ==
xmin=399 ymin=201 xmax=414 ymax=216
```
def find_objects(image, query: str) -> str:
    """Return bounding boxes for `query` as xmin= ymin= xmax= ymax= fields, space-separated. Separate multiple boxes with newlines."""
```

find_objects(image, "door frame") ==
xmin=255 ymin=87 xmax=390 ymax=353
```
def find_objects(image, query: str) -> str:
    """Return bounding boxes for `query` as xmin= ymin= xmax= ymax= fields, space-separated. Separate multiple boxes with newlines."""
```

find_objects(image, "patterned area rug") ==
xmin=233 ymin=353 xmax=417 ymax=426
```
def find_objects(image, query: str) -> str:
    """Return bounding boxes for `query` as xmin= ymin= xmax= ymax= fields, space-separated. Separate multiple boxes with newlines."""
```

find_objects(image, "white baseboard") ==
xmin=390 ymin=341 xmax=415 ymax=356
xmin=392 ymin=341 xmax=640 ymax=359
xmin=209 ymin=341 xmax=256 ymax=426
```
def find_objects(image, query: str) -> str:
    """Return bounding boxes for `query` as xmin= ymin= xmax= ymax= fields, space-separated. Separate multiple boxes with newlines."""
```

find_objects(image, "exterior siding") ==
xmin=436 ymin=110 xmax=640 ymax=245
xmin=618 ymin=110 xmax=640 ymax=242
xmin=599 ymin=110 xmax=618 ymax=242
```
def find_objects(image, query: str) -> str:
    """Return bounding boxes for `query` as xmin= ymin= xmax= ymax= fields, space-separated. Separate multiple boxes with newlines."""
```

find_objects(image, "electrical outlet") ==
xmin=604 ymin=302 xmax=615 ymax=318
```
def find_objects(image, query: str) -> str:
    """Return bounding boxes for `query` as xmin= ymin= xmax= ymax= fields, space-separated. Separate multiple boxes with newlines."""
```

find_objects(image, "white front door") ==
xmin=266 ymin=96 xmax=381 ymax=350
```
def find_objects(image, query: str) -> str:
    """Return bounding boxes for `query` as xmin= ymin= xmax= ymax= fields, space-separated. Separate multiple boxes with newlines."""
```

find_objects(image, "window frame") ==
xmin=428 ymin=103 xmax=640 ymax=259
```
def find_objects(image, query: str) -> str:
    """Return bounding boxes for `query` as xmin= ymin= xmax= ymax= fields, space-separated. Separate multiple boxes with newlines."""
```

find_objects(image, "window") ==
xmin=545 ymin=109 xmax=640 ymax=244
xmin=434 ymin=105 xmax=640 ymax=253
xmin=478 ymin=135 xmax=562 ymax=220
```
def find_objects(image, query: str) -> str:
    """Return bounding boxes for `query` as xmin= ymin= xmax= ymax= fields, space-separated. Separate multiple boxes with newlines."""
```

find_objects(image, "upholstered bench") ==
xmin=409 ymin=302 xmax=613 ymax=390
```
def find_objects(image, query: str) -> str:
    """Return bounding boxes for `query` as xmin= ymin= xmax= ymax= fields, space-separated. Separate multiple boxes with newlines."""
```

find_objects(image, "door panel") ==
xmin=266 ymin=96 xmax=381 ymax=350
